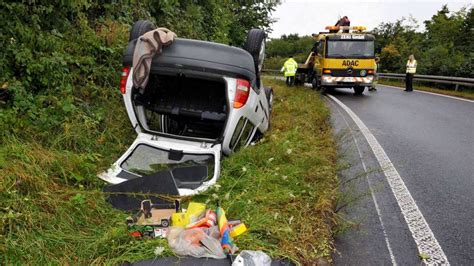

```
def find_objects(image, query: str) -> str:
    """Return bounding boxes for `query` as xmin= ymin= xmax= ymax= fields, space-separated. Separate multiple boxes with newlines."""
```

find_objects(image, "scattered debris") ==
xmin=126 ymin=200 xmax=252 ymax=260
xmin=126 ymin=199 xmax=179 ymax=238
xmin=232 ymin=250 xmax=272 ymax=266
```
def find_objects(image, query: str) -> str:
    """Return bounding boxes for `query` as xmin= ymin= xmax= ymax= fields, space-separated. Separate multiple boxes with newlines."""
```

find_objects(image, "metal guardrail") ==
xmin=262 ymin=69 xmax=280 ymax=74
xmin=262 ymin=70 xmax=474 ymax=91
xmin=378 ymin=73 xmax=474 ymax=91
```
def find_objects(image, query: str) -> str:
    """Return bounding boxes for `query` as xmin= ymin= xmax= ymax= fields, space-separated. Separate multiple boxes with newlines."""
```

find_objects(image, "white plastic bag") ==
xmin=232 ymin=250 xmax=271 ymax=266
xmin=167 ymin=227 xmax=226 ymax=259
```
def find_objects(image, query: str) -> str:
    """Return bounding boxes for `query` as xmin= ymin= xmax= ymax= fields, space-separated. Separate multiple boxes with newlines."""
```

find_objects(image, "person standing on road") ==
xmin=405 ymin=54 xmax=417 ymax=91
xmin=369 ymin=56 xmax=380 ymax=91
xmin=281 ymin=56 xmax=298 ymax=86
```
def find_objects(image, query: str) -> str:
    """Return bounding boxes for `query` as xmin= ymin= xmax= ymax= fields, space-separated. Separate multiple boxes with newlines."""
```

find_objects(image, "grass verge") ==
xmin=378 ymin=78 xmax=474 ymax=100
xmin=1 ymin=79 xmax=337 ymax=264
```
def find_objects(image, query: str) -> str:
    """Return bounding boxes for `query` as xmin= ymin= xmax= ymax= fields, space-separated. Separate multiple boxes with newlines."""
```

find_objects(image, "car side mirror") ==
xmin=313 ymin=42 xmax=320 ymax=55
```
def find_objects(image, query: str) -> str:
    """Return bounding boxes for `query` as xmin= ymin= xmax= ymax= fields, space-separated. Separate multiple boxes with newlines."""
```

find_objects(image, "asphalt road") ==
xmin=327 ymin=85 xmax=474 ymax=265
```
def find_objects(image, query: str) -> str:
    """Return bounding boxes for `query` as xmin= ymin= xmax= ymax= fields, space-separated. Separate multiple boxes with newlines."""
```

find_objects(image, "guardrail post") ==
xmin=455 ymin=84 xmax=459 ymax=91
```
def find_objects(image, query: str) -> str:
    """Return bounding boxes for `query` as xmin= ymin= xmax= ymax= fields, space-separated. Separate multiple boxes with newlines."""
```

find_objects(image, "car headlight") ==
xmin=360 ymin=70 xmax=367 ymax=77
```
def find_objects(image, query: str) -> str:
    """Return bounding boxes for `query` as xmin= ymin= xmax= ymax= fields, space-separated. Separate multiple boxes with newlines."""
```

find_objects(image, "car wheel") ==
xmin=161 ymin=219 xmax=169 ymax=227
xmin=129 ymin=20 xmax=156 ymax=42
xmin=244 ymin=29 xmax=266 ymax=73
xmin=354 ymin=86 xmax=365 ymax=95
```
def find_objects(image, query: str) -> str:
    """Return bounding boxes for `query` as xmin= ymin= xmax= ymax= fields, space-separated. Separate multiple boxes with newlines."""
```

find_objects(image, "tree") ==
xmin=370 ymin=5 xmax=472 ymax=77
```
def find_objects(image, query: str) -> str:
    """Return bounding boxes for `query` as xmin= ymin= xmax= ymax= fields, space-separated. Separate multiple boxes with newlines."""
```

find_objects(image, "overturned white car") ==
xmin=99 ymin=21 xmax=273 ymax=196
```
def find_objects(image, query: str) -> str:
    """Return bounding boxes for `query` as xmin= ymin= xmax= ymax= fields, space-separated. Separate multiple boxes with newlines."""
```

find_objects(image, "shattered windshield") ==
xmin=121 ymin=144 xmax=214 ymax=179
xmin=327 ymin=40 xmax=374 ymax=59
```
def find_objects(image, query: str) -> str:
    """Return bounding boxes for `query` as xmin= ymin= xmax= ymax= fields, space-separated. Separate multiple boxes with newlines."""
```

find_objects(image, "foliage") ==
xmin=371 ymin=5 xmax=473 ymax=77
xmin=265 ymin=34 xmax=313 ymax=69
xmin=0 ymin=1 xmax=140 ymax=146
xmin=144 ymin=0 xmax=280 ymax=45
xmin=266 ymin=34 xmax=314 ymax=57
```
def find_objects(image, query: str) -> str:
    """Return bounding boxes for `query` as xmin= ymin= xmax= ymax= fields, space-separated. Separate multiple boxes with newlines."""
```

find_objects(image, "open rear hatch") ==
xmin=99 ymin=133 xmax=221 ymax=196
xmin=133 ymin=73 xmax=228 ymax=140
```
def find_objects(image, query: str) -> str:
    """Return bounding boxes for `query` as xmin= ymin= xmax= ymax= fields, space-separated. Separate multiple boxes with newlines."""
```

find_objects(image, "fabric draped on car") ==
xmin=133 ymin=28 xmax=177 ymax=89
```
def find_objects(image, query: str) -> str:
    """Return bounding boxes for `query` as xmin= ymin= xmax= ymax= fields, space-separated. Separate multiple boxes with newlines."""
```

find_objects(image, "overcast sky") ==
xmin=269 ymin=0 xmax=472 ymax=38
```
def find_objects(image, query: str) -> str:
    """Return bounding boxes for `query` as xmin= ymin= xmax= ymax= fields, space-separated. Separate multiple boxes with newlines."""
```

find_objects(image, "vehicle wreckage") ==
xmin=99 ymin=21 xmax=273 ymax=196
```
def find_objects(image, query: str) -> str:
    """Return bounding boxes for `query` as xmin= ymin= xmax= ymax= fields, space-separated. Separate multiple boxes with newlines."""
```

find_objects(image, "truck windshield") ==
xmin=326 ymin=40 xmax=374 ymax=59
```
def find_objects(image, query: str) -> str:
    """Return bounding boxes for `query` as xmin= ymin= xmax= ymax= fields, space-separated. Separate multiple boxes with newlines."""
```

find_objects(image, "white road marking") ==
xmin=327 ymin=99 xmax=397 ymax=265
xmin=380 ymin=84 xmax=474 ymax=103
xmin=326 ymin=93 xmax=450 ymax=265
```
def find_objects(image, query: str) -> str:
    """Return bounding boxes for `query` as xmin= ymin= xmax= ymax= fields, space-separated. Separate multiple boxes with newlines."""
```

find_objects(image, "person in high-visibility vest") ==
xmin=369 ymin=57 xmax=380 ymax=91
xmin=405 ymin=54 xmax=417 ymax=92
xmin=281 ymin=56 xmax=298 ymax=86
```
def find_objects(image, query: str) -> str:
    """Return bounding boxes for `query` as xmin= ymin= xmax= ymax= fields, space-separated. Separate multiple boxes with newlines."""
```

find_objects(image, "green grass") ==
xmin=1 ymin=79 xmax=338 ymax=264
xmin=378 ymin=78 xmax=474 ymax=100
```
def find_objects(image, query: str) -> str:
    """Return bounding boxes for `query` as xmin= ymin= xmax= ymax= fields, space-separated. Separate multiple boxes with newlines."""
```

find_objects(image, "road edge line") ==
xmin=326 ymin=94 xmax=450 ymax=265
xmin=326 ymin=98 xmax=397 ymax=265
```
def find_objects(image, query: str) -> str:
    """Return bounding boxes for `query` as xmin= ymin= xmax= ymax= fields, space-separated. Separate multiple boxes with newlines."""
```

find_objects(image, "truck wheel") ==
xmin=311 ymin=76 xmax=319 ymax=90
xmin=244 ymin=29 xmax=266 ymax=73
xmin=129 ymin=20 xmax=156 ymax=42
xmin=322 ymin=87 xmax=334 ymax=94
xmin=354 ymin=86 xmax=365 ymax=95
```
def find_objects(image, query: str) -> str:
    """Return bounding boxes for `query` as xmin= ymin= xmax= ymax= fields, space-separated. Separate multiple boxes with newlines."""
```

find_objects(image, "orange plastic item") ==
xmin=186 ymin=210 xmax=217 ymax=229
xmin=130 ymin=231 xmax=142 ymax=238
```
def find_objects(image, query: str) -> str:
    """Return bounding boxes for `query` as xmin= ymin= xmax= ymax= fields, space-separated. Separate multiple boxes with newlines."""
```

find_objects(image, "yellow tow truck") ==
xmin=296 ymin=26 xmax=376 ymax=95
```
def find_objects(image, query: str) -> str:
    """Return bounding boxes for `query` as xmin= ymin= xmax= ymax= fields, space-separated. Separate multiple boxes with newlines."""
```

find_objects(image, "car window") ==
xmin=121 ymin=144 xmax=214 ymax=177
xmin=230 ymin=117 xmax=247 ymax=150
xmin=238 ymin=120 xmax=255 ymax=149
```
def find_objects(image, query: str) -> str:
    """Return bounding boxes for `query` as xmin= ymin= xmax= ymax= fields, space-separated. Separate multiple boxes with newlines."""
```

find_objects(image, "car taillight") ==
xmin=368 ymin=69 xmax=375 ymax=75
xmin=120 ymin=67 xmax=130 ymax=94
xmin=234 ymin=79 xmax=250 ymax=109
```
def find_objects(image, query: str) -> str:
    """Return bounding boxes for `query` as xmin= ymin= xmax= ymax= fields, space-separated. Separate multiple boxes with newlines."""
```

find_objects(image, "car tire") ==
xmin=129 ymin=20 xmax=156 ymax=42
xmin=244 ymin=29 xmax=266 ymax=73
xmin=354 ymin=86 xmax=365 ymax=95
xmin=161 ymin=219 xmax=169 ymax=227
xmin=265 ymin=87 xmax=274 ymax=115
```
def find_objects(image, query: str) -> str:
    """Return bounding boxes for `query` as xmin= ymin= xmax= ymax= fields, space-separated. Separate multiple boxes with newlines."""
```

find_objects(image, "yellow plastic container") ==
xmin=171 ymin=213 xmax=189 ymax=227
xmin=186 ymin=202 xmax=206 ymax=222
xmin=230 ymin=223 xmax=247 ymax=238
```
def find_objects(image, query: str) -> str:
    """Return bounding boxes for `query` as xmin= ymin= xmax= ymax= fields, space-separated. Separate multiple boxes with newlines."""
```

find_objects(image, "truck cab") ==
xmin=296 ymin=26 xmax=376 ymax=95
